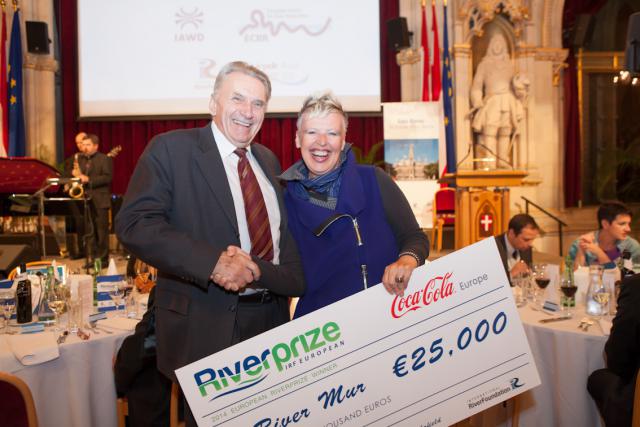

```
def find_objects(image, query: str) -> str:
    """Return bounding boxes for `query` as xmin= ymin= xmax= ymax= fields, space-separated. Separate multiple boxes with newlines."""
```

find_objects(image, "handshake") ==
xmin=210 ymin=246 xmax=261 ymax=292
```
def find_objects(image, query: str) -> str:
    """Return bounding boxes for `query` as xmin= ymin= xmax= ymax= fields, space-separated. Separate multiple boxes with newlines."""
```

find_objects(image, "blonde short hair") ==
xmin=296 ymin=92 xmax=348 ymax=134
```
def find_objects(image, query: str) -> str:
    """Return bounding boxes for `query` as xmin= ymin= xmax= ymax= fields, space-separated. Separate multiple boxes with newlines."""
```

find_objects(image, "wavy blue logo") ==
xmin=510 ymin=377 xmax=524 ymax=389
xmin=194 ymin=322 xmax=341 ymax=399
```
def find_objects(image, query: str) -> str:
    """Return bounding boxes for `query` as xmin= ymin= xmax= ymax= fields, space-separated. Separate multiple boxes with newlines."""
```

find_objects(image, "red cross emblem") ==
xmin=479 ymin=213 xmax=494 ymax=236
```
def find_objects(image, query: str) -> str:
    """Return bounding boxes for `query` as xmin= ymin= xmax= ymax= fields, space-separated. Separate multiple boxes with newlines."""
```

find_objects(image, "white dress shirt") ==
xmin=504 ymin=234 xmax=520 ymax=273
xmin=211 ymin=122 xmax=281 ymax=265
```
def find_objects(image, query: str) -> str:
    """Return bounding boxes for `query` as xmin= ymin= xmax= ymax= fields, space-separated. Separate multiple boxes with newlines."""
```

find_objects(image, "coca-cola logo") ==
xmin=391 ymin=272 xmax=455 ymax=318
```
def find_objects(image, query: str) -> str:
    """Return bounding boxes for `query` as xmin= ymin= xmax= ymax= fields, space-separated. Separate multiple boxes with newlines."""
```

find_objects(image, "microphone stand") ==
xmin=32 ymin=182 xmax=53 ymax=258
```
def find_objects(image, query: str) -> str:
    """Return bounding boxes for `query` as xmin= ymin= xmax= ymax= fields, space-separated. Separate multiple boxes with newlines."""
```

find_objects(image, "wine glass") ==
xmin=109 ymin=284 xmax=125 ymax=317
xmin=559 ymin=278 xmax=578 ymax=316
xmin=48 ymin=283 xmax=69 ymax=332
xmin=0 ymin=289 xmax=16 ymax=334
xmin=532 ymin=264 xmax=550 ymax=308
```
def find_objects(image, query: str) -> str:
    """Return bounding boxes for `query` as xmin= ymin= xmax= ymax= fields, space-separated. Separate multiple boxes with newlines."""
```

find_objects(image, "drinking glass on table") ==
xmin=592 ymin=285 xmax=611 ymax=320
xmin=48 ymin=283 xmax=69 ymax=332
xmin=122 ymin=278 xmax=136 ymax=318
xmin=532 ymin=263 xmax=550 ymax=308
xmin=559 ymin=277 xmax=578 ymax=316
xmin=0 ymin=289 xmax=16 ymax=334
xmin=511 ymin=271 xmax=530 ymax=307
xmin=109 ymin=284 xmax=125 ymax=317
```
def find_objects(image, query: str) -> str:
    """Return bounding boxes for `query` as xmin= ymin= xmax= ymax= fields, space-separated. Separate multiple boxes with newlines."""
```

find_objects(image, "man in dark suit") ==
xmin=588 ymin=273 xmax=640 ymax=427
xmin=115 ymin=61 xmax=305 ymax=426
xmin=494 ymin=213 xmax=539 ymax=282
xmin=75 ymin=134 xmax=113 ymax=265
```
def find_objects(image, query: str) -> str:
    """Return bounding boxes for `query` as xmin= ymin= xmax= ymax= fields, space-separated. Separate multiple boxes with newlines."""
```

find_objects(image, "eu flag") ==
xmin=442 ymin=2 xmax=456 ymax=174
xmin=8 ymin=10 xmax=25 ymax=157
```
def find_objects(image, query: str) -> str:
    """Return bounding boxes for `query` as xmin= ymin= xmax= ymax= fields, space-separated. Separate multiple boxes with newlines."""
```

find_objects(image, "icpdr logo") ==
xmin=194 ymin=322 xmax=341 ymax=401
xmin=174 ymin=8 xmax=205 ymax=42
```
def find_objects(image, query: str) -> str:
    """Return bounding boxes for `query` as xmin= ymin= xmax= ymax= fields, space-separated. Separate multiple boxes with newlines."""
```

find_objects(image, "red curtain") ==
xmin=58 ymin=2 xmax=400 ymax=195
xmin=562 ymin=0 xmax=606 ymax=207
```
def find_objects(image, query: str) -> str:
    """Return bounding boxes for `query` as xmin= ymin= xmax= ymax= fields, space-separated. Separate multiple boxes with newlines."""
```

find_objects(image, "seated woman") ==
xmin=280 ymin=92 xmax=429 ymax=318
xmin=568 ymin=202 xmax=640 ymax=269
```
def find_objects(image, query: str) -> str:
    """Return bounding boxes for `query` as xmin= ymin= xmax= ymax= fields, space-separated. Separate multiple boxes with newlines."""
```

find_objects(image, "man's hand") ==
xmin=382 ymin=255 xmax=418 ymax=297
xmin=578 ymin=232 xmax=597 ymax=252
xmin=510 ymin=260 xmax=530 ymax=278
xmin=79 ymin=174 xmax=89 ymax=184
xmin=211 ymin=246 xmax=261 ymax=292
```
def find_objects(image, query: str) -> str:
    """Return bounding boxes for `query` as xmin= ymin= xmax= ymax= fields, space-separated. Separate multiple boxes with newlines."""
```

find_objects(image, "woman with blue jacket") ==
xmin=280 ymin=92 xmax=429 ymax=318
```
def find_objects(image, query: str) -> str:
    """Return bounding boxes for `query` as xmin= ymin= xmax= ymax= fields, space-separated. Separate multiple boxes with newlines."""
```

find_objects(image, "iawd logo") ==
xmin=174 ymin=7 xmax=205 ymax=42
xmin=390 ymin=272 xmax=455 ymax=318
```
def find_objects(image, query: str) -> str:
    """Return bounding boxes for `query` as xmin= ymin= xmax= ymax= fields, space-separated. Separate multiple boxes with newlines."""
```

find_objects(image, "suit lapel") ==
xmin=193 ymin=125 xmax=238 ymax=233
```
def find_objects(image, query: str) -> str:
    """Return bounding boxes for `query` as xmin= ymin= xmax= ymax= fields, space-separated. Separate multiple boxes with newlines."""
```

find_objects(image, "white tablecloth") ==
xmin=474 ymin=303 xmax=607 ymax=426
xmin=0 ymin=323 xmax=133 ymax=427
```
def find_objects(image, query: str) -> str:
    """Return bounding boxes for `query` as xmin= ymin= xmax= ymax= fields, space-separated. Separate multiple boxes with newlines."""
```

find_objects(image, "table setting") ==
xmin=0 ymin=263 xmax=150 ymax=427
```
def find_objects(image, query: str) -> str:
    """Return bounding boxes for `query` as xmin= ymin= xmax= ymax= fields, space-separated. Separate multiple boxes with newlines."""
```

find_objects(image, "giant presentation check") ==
xmin=176 ymin=238 xmax=540 ymax=426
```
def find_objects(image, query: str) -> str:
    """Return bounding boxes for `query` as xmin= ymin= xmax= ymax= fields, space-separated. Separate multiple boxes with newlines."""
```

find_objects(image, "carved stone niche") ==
xmin=453 ymin=1 xmax=531 ymax=172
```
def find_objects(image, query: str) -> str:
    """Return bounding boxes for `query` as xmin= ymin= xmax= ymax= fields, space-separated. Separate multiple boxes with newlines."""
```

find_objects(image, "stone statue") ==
xmin=470 ymin=33 xmax=529 ymax=169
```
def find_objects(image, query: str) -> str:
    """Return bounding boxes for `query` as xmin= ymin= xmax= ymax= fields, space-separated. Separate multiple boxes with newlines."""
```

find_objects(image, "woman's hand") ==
xmin=382 ymin=255 xmax=418 ymax=297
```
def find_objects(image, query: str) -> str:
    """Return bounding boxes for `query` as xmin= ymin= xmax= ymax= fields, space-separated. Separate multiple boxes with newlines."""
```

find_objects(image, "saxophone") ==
xmin=68 ymin=153 xmax=84 ymax=199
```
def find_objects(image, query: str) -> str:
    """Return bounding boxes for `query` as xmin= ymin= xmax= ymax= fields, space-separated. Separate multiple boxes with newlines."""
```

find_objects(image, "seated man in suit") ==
xmin=588 ymin=273 xmax=640 ymax=427
xmin=494 ymin=213 xmax=540 ymax=283
xmin=114 ymin=287 xmax=174 ymax=427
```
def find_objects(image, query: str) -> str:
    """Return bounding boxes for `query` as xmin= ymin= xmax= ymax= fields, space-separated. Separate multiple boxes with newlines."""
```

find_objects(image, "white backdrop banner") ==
xmin=176 ymin=238 xmax=540 ymax=426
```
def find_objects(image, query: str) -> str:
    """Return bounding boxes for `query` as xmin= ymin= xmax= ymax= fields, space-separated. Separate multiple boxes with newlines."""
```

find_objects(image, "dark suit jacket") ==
xmin=63 ymin=151 xmax=113 ymax=209
xmin=494 ymin=233 xmax=533 ymax=282
xmin=114 ymin=288 xmax=171 ymax=427
xmin=588 ymin=273 xmax=640 ymax=427
xmin=115 ymin=124 xmax=305 ymax=380
xmin=81 ymin=151 xmax=113 ymax=209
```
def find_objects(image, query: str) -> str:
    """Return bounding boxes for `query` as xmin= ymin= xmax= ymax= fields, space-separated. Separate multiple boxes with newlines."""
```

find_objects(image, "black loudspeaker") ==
xmin=626 ymin=12 xmax=640 ymax=73
xmin=387 ymin=17 xmax=410 ymax=52
xmin=571 ymin=14 xmax=594 ymax=48
xmin=25 ymin=21 xmax=50 ymax=54
xmin=0 ymin=244 xmax=39 ymax=278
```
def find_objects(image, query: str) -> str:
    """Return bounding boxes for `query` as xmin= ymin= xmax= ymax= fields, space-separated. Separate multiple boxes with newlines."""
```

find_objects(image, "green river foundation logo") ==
xmin=194 ymin=321 xmax=341 ymax=401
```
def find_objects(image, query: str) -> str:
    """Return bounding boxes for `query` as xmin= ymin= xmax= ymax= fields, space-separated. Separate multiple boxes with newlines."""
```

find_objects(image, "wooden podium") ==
xmin=441 ymin=170 xmax=528 ymax=250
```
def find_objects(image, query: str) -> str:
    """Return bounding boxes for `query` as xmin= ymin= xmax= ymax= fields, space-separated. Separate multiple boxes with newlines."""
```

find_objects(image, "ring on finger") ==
xmin=395 ymin=276 xmax=404 ymax=284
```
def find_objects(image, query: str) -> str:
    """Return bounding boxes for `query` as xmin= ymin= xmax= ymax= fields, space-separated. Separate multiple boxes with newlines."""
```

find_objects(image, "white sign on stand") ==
xmin=176 ymin=238 xmax=540 ymax=426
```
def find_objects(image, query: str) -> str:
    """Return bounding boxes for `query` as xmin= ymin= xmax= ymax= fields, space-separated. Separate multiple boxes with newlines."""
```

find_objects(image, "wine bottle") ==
xmin=620 ymin=250 xmax=635 ymax=279
xmin=16 ymin=263 xmax=32 ymax=324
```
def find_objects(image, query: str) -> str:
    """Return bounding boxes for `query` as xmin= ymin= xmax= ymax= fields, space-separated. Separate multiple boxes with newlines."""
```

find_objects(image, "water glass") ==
xmin=67 ymin=297 xmax=83 ymax=334
xmin=511 ymin=273 xmax=529 ymax=307
xmin=0 ymin=289 xmax=16 ymax=334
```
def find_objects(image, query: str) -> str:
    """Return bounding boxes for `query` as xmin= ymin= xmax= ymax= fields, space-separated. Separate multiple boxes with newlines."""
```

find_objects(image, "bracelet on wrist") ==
xmin=398 ymin=251 xmax=421 ymax=266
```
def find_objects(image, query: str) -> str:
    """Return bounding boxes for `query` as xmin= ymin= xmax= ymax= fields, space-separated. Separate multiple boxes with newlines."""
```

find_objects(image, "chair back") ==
xmin=170 ymin=382 xmax=185 ymax=427
xmin=434 ymin=188 xmax=456 ymax=225
xmin=0 ymin=372 xmax=39 ymax=427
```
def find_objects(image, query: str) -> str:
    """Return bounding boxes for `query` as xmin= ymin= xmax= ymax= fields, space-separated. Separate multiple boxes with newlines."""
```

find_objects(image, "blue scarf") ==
xmin=281 ymin=144 xmax=352 ymax=209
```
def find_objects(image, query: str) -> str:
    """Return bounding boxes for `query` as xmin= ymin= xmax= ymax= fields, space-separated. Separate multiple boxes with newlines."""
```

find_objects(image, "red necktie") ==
xmin=235 ymin=148 xmax=274 ymax=262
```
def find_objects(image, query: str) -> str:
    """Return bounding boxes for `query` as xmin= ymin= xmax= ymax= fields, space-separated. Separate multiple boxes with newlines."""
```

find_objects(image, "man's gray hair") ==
xmin=212 ymin=61 xmax=272 ymax=101
xmin=296 ymin=92 xmax=348 ymax=133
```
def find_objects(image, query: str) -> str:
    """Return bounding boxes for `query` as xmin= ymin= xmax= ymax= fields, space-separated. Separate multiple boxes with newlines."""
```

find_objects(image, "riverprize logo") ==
xmin=194 ymin=321 xmax=341 ymax=400
xmin=390 ymin=272 xmax=454 ymax=318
